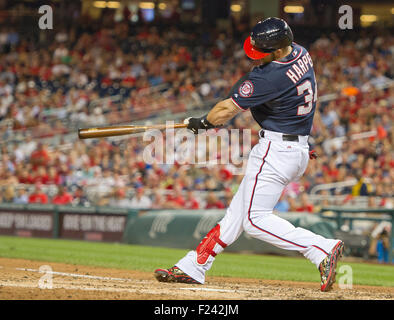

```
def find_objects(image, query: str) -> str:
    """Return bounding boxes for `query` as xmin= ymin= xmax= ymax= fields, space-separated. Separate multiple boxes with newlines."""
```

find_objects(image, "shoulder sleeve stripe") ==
xmin=231 ymin=97 xmax=248 ymax=112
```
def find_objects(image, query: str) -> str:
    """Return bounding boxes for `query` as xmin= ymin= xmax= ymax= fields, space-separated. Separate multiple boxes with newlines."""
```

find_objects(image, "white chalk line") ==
xmin=179 ymin=287 xmax=248 ymax=293
xmin=6 ymin=267 xmax=251 ymax=295
xmin=15 ymin=268 xmax=136 ymax=282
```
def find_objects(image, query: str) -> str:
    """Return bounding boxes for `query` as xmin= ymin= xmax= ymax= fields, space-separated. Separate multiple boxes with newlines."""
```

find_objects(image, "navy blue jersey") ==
xmin=231 ymin=43 xmax=317 ymax=136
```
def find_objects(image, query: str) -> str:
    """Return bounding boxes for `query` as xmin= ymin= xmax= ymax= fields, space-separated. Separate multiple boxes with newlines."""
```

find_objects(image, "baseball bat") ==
xmin=78 ymin=123 xmax=188 ymax=139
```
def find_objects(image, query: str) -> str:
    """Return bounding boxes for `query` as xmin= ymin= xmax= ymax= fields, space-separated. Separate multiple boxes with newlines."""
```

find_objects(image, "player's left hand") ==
xmin=309 ymin=149 xmax=318 ymax=160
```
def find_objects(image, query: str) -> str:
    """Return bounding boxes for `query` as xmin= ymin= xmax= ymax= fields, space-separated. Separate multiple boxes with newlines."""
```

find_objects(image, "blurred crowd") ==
xmin=0 ymin=21 xmax=248 ymax=140
xmin=0 ymin=21 xmax=393 ymax=212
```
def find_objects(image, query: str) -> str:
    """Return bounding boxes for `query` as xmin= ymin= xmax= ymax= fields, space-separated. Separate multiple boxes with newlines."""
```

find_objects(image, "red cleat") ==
xmin=319 ymin=241 xmax=345 ymax=292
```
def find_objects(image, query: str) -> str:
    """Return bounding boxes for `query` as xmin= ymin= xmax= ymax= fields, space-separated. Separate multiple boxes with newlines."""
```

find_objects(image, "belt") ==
xmin=259 ymin=130 xmax=299 ymax=142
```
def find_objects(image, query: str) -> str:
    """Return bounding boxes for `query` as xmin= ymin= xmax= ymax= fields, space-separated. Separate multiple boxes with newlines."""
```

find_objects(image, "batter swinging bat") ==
xmin=78 ymin=123 xmax=187 ymax=139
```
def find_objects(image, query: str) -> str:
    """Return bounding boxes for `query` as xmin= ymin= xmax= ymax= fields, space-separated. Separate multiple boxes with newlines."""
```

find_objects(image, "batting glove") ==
xmin=184 ymin=116 xmax=215 ymax=135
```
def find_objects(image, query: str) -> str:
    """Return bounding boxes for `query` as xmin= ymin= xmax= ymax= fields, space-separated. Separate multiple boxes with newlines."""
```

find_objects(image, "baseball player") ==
xmin=155 ymin=17 xmax=344 ymax=292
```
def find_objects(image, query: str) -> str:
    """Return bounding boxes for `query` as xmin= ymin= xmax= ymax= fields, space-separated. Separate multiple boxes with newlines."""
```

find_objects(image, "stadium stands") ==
xmin=0 ymin=18 xmax=392 ymax=212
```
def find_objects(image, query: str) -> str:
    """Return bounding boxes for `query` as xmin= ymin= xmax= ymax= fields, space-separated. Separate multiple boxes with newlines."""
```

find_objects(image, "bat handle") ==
xmin=173 ymin=124 xmax=188 ymax=129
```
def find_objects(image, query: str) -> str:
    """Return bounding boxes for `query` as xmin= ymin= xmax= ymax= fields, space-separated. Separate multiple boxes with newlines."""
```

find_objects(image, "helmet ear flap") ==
xmin=243 ymin=36 xmax=271 ymax=60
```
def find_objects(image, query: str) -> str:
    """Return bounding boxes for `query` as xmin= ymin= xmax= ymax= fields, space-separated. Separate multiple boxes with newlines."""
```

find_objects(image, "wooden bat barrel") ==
xmin=78 ymin=124 xmax=187 ymax=139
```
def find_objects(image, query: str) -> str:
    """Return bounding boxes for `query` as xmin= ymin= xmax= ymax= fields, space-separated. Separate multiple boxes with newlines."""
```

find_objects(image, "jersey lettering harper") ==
xmin=231 ymin=43 xmax=317 ymax=136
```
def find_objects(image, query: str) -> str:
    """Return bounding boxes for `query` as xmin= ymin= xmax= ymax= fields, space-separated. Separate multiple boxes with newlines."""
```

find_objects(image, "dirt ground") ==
xmin=0 ymin=257 xmax=392 ymax=300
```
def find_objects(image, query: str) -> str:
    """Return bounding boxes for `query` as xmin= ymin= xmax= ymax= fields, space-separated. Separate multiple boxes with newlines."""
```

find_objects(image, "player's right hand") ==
xmin=184 ymin=116 xmax=214 ymax=135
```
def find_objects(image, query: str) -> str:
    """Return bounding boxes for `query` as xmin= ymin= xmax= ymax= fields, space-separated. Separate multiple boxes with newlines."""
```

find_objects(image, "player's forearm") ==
xmin=207 ymin=98 xmax=240 ymax=126
xmin=185 ymin=98 xmax=240 ymax=134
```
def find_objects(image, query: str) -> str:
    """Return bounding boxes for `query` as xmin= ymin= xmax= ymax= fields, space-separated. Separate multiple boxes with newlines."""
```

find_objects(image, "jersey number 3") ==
xmin=297 ymin=80 xmax=317 ymax=116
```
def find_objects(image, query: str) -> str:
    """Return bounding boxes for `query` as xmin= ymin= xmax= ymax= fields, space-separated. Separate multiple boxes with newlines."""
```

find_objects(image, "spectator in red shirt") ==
xmin=166 ymin=185 xmax=186 ymax=208
xmin=28 ymin=184 xmax=49 ymax=204
xmin=219 ymin=167 xmax=233 ymax=182
xmin=184 ymin=190 xmax=200 ymax=209
xmin=295 ymin=192 xmax=315 ymax=213
xmin=18 ymin=168 xmax=34 ymax=184
xmin=30 ymin=143 xmax=50 ymax=170
xmin=46 ymin=166 xmax=61 ymax=185
xmin=52 ymin=186 xmax=73 ymax=205
xmin=33 ymin=166 xmax=49 ymax=184
xmin=326 ymin=161 xmax=339 ymax=181
xmin=205 ymin=192 xmax=225 ymax=209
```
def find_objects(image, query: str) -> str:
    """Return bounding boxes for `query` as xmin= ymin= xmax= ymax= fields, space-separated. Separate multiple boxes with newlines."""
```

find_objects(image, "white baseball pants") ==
xmin=176 ymin=130 xmax=340 ymax=284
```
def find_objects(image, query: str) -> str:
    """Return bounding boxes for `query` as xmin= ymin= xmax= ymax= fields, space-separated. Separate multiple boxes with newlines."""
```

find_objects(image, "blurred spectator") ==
xmin=352 ymin=171 xmax=373 ymax=196
xmin=205 ymin=191 xmax=225 ymax=209
xmin=3 ymin=186 xmax=15 ymax=203
xmin=30 ymin=143 xmax=50 ymax=170
xmin=109 ymin=187 xmax=131 ymax=208
xmin=376 ymin=228 xmax=391 ymax=264
xmin=184 ymin=190 xmax=200 ymax=209
xmin=52 ymin=186 xmax=73 ymax=205
xmin=34 ymin=166 xmax=49 ymax=184
xmin=28 ymin=184 xmax=48 ymax=204
xmin=369 ymin=222 xmax=392 ymax=263
xmin=47 ymin=167 xmax=61 ymax=185
xmin=72 ymin=186 xmax=90 ymax=207
xmin=165 ymin=185 xmax=186 ymax=209
xmin=151 ymin=189 xmax=165 ymax=209
xmin=14 ymin=187 xmax=28 ymax=204
xmin=129 ymin=187 xmax=152 ymax=209
xmin=18 ymin=169 xmax=33 ymax=184
xmin=295 ymin=193 xmax=315 ymax=213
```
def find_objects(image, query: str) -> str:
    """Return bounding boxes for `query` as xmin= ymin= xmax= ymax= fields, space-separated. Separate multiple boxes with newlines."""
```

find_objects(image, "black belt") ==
xmin=259 ymin=130 xmax=299 ymax=142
